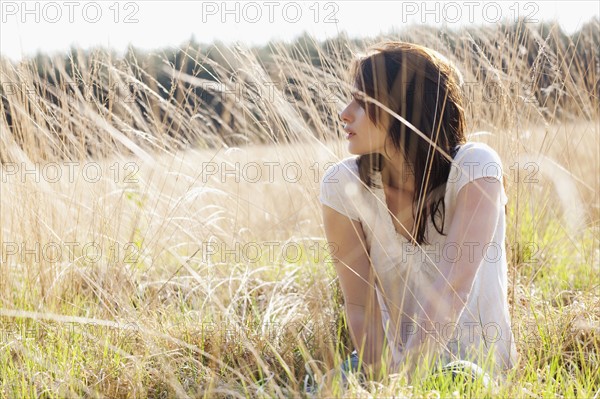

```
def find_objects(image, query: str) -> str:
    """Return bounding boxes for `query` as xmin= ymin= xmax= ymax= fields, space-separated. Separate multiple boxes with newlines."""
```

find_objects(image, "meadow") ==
xmin=0 ymin=18 xmax=598 ymax=398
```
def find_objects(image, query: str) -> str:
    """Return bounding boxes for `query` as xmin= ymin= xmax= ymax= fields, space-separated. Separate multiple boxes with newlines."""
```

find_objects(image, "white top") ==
xmin=319 ymin=142 xmax=518 ymax=375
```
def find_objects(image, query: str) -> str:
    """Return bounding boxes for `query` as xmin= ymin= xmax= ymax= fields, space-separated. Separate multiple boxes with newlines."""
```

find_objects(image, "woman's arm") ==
xmin=322 ymin=204 xmax=388 ymax=378
xmin=396 ymin=177 xmax=504 ymax=372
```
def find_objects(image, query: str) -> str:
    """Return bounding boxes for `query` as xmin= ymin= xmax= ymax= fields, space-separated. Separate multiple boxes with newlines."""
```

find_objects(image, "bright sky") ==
xmin=1 ymin=1 xmax=598 ymax=61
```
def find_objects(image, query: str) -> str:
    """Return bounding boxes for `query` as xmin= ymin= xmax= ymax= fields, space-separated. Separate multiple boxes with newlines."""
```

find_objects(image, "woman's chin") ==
xmin=347 ymin=146 xmax=368 ymax=156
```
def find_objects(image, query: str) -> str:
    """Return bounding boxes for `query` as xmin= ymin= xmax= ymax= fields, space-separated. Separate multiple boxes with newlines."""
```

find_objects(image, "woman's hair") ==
xmin=350 ymin=41 xmax=468 ymax=246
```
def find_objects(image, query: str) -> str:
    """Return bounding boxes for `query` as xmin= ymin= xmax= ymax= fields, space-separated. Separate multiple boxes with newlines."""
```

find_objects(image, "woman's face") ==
xmin=339 ymin=90 xmax=390 ymax=156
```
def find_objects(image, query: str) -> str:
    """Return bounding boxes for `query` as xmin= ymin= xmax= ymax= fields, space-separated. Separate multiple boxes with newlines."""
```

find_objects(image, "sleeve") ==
xmin=448 ymin=144 xmax=508 ymax=206
xmin=319 ymin=160 xmax=361 ymax=222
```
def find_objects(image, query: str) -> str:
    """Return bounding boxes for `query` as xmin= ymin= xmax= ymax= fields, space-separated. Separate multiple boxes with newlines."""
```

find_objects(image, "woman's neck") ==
xmin=380 ymin=157 xmax=416 ymax=194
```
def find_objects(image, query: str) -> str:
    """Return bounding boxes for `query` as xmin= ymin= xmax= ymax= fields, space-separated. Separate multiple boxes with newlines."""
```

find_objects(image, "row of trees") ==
xmin=0 ymin=17 xmax=598 ymax=161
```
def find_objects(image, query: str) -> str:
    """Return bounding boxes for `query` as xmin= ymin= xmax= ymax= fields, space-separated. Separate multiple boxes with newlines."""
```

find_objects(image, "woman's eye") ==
xmin=352 ymin=95 xmax=366 ymax=108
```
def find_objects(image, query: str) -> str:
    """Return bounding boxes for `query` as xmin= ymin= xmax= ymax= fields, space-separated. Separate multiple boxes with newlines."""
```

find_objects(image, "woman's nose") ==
xmin=339 ymin=106 xmax=352 ymax=124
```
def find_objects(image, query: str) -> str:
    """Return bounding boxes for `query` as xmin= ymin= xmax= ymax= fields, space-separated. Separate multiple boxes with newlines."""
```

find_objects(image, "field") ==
xmin=0 ymin=18 xmax=599 ymax=398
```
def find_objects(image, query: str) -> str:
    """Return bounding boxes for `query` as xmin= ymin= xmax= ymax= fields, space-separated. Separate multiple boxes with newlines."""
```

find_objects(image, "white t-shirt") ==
xmin=319 ymin=142 xmax=518 ymax=375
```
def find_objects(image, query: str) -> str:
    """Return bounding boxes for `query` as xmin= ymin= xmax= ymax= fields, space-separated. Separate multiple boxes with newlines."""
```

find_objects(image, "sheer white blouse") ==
xmin=319 ymin=142 xmax=518 ymax=375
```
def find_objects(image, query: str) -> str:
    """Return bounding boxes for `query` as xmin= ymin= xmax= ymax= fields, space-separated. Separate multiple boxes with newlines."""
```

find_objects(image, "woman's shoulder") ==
xmin=319 ymin=155 xmax=364 ymax=222
xmin=328 ymin=155 xmax=360 ymax=173
xmin=320 ymin=155 xmax=360 ymax=185
xmin=448 ymin=140 xmax=508 ymax=204
xmin=453 ymin=141 xmax=503 ymax=165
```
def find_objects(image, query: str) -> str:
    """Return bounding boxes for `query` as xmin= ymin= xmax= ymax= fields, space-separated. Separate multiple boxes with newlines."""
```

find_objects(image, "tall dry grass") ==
xmin=0 ymin=18 xmax=598 ymax=398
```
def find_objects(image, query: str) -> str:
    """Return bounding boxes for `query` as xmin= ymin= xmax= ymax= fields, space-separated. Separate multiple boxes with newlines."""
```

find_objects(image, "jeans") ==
xmin=341 ymin=350 xmax=361 ymax=373
xmin=303 ymin=351 xmax=365 ymax=394
xmin=339 ymin=350 xmax=364 ymax=386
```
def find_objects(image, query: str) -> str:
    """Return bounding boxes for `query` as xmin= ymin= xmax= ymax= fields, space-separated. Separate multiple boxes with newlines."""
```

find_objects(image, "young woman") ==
xmin=319 ymin=42 xmax=518 ymax=385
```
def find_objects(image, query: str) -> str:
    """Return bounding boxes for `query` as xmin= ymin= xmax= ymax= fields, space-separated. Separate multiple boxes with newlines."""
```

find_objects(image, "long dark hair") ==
xmin=351 ymin=42 xmax=467 ymax=246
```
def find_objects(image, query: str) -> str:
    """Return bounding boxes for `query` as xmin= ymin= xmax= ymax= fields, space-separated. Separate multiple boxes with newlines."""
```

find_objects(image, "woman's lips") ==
xmin=346 ymin=131 xmax=356 ymax=139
